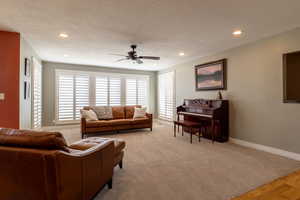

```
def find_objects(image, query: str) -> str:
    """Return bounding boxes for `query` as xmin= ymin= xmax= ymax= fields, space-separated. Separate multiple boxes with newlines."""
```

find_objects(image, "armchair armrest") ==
xmin=66 ymin=139 xmax=114 ymax=157
xmin=56 ymin=140 xmax=115 ymax=199
xmin=69 ymin=140 xmax=114 ymax=155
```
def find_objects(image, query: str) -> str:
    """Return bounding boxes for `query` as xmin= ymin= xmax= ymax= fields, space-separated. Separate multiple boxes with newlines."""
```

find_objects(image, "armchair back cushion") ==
xmin=0 ymin=128 xmax=69 ymax=152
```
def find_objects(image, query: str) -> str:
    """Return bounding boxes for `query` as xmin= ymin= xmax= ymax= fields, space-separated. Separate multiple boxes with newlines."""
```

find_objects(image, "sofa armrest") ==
xmin=146 ymin=113 xmax=152 ymax=119
xmin=146 ymin=113 xmax=153 ymax=131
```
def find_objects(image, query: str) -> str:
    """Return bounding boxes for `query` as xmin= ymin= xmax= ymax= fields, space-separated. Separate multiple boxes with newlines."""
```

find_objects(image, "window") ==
xmin=32 ymin=57 xmax=42 ymax=128
xmin=57 ymin=74 xmax=74 ymax=121
xmin=109 ymin=77 xmax=121 ymax=106
xmin=95 ymin=76 xmax=108 ymax=106
xmin=75 ymin=75 xmax=89 ymax=119
xmin=95 ymin=76 xmax=121 ymax=106
xmin=57 ymin=72 xmax=89 ymax=121
xmin=126 ymin=79 xmax=137 ymax=105
xmin=56 ymin=70 xmax=149 ymax=123
xmin=158 ymin=71 xmax=174 ymax=121
xmin=137 ymin=79 xmax=148 ymax=106
xmin=126 ymin=78 xmax=148 ymax=106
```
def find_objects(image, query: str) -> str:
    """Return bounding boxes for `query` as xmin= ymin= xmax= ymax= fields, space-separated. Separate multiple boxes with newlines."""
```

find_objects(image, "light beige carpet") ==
xmin=46 ymin=122 xmax=300 ymax=200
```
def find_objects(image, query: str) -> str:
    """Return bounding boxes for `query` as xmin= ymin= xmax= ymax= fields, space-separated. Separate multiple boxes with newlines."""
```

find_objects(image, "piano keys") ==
xmin=177 ymin=99 xmax=229 ymax=142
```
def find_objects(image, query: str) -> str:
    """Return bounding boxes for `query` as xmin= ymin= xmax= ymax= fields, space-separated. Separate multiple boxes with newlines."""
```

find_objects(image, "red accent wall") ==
xmin=0 ymin=31 xmax=20 ymax=129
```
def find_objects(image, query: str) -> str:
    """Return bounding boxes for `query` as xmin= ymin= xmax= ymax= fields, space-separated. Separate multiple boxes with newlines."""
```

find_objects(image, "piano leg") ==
xmin=198 ymin=128 xmax=201 ymax=142
xmin=182 ymin=126 xmax=184 ymax=136
xmin=211 ymin=120 xmax=215 ymax=143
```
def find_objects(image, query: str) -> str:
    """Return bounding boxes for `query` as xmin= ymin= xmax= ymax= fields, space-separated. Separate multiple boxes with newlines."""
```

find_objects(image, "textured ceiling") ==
xmin=1 ymin=0 xmax=300 ymax=71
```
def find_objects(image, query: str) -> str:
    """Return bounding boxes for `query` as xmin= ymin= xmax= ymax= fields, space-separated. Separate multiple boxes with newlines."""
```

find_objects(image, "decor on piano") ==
xmin=217 ymin=91 xmax=223 ymax=100
xmin=195 ymin=59 xmax=227 ymax=91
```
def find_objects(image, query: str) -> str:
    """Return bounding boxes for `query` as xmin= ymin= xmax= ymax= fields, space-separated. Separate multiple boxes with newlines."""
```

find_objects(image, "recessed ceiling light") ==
xmin=179 ymin=52 xmax=185 ymax=56
xmin=59 ymin=33 xmax=69 ymax=38
xmin=233 ymin=30 xmax=242 ymax=36
xmin=63 ymin=54 xmax=69 ymax=57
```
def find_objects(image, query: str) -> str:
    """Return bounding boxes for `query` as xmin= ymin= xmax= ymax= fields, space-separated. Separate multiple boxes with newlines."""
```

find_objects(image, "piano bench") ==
xmin=173 ymin=120 xmax=202 ymax=143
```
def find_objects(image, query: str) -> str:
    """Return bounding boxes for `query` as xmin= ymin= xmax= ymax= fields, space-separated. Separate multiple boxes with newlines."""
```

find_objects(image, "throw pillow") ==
xmin=87 ymin=110 xmax=98 ymax=121
xmin=133 ymin=107 xmax=147 ymax=119
xmin=81 ymin=110 xmax=98 ymax=121
xmin=80 ymin=110 xmax=89 ymax=119
xmin=91 ymin=106 xmax=113 ymax=120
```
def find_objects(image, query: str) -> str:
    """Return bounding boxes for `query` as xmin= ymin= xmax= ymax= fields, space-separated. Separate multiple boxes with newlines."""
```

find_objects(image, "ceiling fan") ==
xmin=111 ymin=45 xmax=160 ymax=64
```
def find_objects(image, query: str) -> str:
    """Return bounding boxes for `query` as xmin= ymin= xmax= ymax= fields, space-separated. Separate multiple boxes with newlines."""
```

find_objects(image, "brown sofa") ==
xmin=0 ymin=128 xmax=126 ymax=200
xmin=81 ymin=105 xmax=153 ymax=138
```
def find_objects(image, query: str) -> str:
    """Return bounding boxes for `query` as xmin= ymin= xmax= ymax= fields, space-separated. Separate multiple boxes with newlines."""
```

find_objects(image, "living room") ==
xmin=1 ymin=0 xmax=300 ymax=200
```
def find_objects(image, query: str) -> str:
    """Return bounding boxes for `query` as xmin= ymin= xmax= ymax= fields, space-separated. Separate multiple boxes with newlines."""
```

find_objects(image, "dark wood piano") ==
xmin=177 ymin=99 xmax=229 ymax=142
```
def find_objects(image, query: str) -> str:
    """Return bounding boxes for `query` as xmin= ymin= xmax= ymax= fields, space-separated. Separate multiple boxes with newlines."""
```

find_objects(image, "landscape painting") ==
xmin=195 ymin=59 xmax=227 ymax=91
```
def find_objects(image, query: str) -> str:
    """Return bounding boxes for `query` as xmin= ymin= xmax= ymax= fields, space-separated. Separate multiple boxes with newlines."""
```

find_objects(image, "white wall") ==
xmin=161 ymin=27 xmax=300 ymax=154
xmin=19 ymin=37 xmax=42 ymax=129
xmin=42 ymin=62 xmax=157 ymax=126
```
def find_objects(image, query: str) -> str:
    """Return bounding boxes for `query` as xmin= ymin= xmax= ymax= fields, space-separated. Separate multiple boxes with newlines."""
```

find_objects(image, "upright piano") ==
xmin=177 ymin=99 xmax=229 ymax=142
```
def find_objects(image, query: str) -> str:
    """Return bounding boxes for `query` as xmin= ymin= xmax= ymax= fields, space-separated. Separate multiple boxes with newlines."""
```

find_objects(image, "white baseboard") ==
xmin=230 ymin=137 xmax=300 ymax=161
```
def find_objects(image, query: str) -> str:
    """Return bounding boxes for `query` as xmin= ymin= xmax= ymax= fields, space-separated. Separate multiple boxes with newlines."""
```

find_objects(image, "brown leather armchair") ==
xmin=0 ymin=128 xmax=116 ymax=200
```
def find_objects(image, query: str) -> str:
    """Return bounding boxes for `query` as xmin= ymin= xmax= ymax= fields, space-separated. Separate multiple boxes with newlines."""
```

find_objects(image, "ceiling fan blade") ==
xmin=109 ymin=53 xmax=128 ymax=57
xmin=139 ymin=56 xmax=160 ymax=60
xmin=136 ymin=59 xmax=143 ymax=64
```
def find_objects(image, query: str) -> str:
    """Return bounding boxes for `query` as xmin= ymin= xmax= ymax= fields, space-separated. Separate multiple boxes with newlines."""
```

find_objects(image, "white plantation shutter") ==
xmin=32 ymin=58 xmax=42 ymax=128
xmin=137 ymin=79 xmax=148 ymax=106
xmin=57 ymin=72 xmax=90 ymax=121
xmin=56 ymin=70 xmax=150 ymax=123
xmin=109 ymin=77 xmax=121 ymax=106
xmin=75 ymin=75 xmax=89 ymax=119
xmin=158 ymin=71 xmax=174 ymax=121
xmin=95 ymin=76 xmax=108 ymax=106
xmin=126 ymin=78 xmax=148 ymax=107
xmin=126 ymin=79 xmax=137 ymax=105
xmin=58 ymin=74 xmax=74 ymax=121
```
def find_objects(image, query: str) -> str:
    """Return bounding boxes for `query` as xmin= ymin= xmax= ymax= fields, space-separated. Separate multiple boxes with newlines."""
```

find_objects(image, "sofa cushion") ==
xmin=86 ymin=119 xmax=132 ymax=128
xmin=130 ymin=117 xmax=150 ymax=125
xmin=0 ymin=128 xmax=69 ymax=152
xmin=112 ymin=106 xmax=125 ymax=119
xmin=125 ymin=105 xmax=141 ymax=119
xmin=91 ymin=106 xmax=113 ymax=120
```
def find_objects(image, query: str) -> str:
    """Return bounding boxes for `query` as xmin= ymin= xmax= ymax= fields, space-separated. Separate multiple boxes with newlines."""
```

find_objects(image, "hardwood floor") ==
xmin=232 ymin=170 xmax=300 ymax=200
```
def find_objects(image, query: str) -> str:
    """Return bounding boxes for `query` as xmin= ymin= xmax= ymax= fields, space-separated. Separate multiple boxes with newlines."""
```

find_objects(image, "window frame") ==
xmin=31 ymin=57 xmax=42 ymax=129
xmin=158 ymin=71 xmax=175 ymax=121
xmin=55 ymin=69 xmax=150 ymax=124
